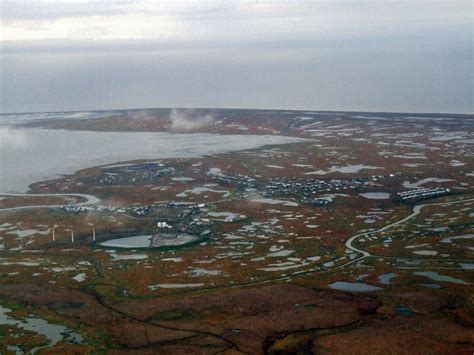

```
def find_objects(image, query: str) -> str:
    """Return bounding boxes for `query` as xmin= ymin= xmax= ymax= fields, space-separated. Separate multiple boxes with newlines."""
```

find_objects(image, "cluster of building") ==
xmin=58 ymin=201 xmax=209 ymax=220
xmin=208 ymin=171 xmax=257 ymax=188
xmin=261 ymin=176 xmax=384 ymax=198
xmin=59 ymin=204 xmax=134 ymax=214
xmin=395 ymin=188 xmax=451 ymax=203
xmin=59 ymin=205 xmax=88 ymax=213
xmin=303 ymin=196 xmax=334 ymax=206
xmin=131 ymin=206 xmax=151 ymax=216
xmin=98 ymin=166 xmax=175 ymax=185
xmin=59 ymin=203 xmax=155 ymax=215
xmin=157 ymin=221 xmax=172 ymax=228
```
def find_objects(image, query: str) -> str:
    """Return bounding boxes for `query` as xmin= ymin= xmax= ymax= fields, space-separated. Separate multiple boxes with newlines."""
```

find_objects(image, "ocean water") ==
xmin=0 ymin=127 xmax=306 ymax=192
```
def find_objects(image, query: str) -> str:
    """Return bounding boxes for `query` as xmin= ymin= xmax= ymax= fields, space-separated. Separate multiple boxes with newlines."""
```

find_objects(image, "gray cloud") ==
xmin=0 ymin=1 xmax=472 ymax=114
xmin=1 ymin=1 xmax=130 ymax=20
xmin=1 ymin=31 xmax=472 ymax=114
xmin=2 ymin=1 xmax=472 ymax=42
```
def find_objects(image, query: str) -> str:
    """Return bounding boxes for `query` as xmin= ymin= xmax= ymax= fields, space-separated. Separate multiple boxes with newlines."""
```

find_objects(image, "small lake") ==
xmin=359 ymin=192 xmax=391 ymax=200
xmin=306 ymin=164 xmax=382 ymax=175
xmin=101 ymin=233 xmax=198 ymax=249
xmin=328 ymin=281 xmax=382 ymax=292
xmin=101 ymin=235 xmax=152 ymax=248
xmin=440 ymin=234 xmax=474 ymax=244
xmin=414 ymin=271 xmax=469 ymax=285
xmin=148 ymin=283 xmax=205 ymax=290
xmin=250 ymin=198 xmax=298 ymax=206
xmin=395 ymin=306 xmax=416 ymax=316
xmin=378 ymin=273 xmax=396 ymax=285
xmin=207 ymin=211 xmax=246 ymax=222
xmin=418 ymin=283 xmax=441 ymax=289
xmin=459 ymin=263 xmax=474 ymax=270
xmin=0 ymin=305 xmax=83 ymax=353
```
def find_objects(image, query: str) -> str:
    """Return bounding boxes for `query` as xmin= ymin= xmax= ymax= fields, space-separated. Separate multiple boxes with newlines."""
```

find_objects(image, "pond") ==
xmin=414 ymin=271 xmax=469 ymax=285
xmin=250 ymin=198 xmax=299 ymax=207
xmin=418 ymin=283 xmax=441 ymax=289
xmin=101 ymin=235 xmax=152 ymax=248
xmin=328 ymin=281 xmax=382 ymax=292
xmin=101 ymin=233 xmax=198 ymax=249
xmin=306 ymin=164 xmax=382 ymax=175
xmin=440 ymin=234 xmax=474 ymax=244
xmin=148 ymin=283 xmax=205 ymax=290
xmin=359 ymin=192 xmax=391 ymax=200
xmin=395 ymin=306 xmax=416 ymax=316
xmin=378 ymin=273 xmax=397 ymax=285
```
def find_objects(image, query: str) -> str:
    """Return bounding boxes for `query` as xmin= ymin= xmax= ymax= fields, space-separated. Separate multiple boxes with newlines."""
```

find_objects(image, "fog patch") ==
xmin=169 ymin=109 xmax=215 ymax=132
xmin=0 ymin=127 xmax=28 ymax=148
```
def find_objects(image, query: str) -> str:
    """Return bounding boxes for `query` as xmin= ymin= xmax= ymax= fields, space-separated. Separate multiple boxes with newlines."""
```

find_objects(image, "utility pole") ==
xmin=52 ymin=226 xmax=56 ymax=241
xmin=92 ymin=228 xmax=96 ymax=242
xmin=71 ymin=229 xmax=74 ymax=243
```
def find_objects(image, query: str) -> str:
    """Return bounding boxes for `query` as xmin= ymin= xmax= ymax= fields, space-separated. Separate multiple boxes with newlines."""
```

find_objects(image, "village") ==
xmin=0 ymin=108 xmax=472 ymax=353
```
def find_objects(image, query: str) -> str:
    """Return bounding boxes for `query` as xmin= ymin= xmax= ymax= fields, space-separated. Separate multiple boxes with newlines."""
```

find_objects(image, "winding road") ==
xmin=1 ymin=191 xmax=472 ymax=278
xmin=0 ymin=192 xmax=100 ymax=212
xmin=343 ymin=197 xmax=474 ymax=268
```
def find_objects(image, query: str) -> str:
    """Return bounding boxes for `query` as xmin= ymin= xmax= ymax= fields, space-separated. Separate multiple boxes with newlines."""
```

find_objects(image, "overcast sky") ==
xmin=1 ymin=0 xmax=472 ymax=114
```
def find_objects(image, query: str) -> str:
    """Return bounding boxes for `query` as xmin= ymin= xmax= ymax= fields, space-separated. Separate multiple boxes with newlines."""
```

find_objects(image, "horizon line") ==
xmin=2 ymin=106 xmax=473 ymax=117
